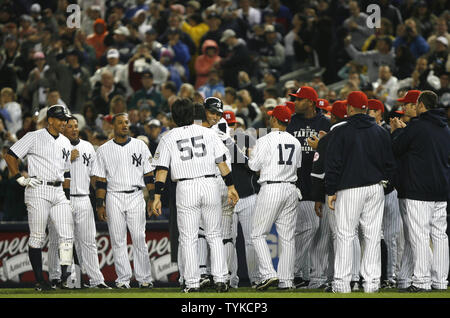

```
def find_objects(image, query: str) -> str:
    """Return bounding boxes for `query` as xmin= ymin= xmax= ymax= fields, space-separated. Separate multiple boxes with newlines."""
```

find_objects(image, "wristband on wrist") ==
xmin=144 ymin=175 xmax=154 ymax=185
xmin=96 ymin=198 xmax=105 ymax=208
xmin=222 ymin=172 xmax=234 ymax=187
xmin=154 ymin=181 xmax=165 ymax=195
xmin=12 ymin=173 xmax=21 ymax=180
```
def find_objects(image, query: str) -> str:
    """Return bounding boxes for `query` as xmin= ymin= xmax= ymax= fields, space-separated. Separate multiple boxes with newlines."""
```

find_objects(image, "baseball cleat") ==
xmin=50 ymin=279 xmax=61 ymax=290
xmin=35 ymin=281 xmax=52 ymax=291
xmin=115 ymin=282 xmax=131 ymax=289
xmin=256 ymin=277 xmax=279 ymax=291
xmin=318 ymin=282 xmax=331 ymax=290
xmin=139 ymin=282 xmax=154 ymax=289
xmin=350 ymin=281 xmax=360 ymax=291
xmin=199 ymin=274 xmax=211 ymax=289
xmin=381 ymin=280 xmax=396 ymax=289
xmin=92 ymin=282 xmax=112 ymax=289
xmin=324 ymin=285 xmax=335 ymax=293
xmin=293 ymin=277 xmax=309 ymax=289
xmin=277 ymin=286 xmax=295 ymax=290
xmin=215 ymin=282 xmax=229 ymax=293
xmin=399 ymin=285 xmax=431 ymax=293
xmin=182 ymin=287 xmax=200 ymax=293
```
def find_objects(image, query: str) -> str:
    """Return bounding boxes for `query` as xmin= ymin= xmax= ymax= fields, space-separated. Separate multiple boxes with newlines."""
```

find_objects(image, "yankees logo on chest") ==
xmin=82 ymin=153 xmax=92 ymax=166
xmin=62 ymin=148 xmax=70 ymax=161
xmin=132 ymin=153 xmax=142 ymax=167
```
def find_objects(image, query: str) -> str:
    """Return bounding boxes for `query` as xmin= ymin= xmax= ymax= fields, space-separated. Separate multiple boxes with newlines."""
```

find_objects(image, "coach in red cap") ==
xmin=286 ymin=85 xmax=331 ymax=289
xmin=395 ymin=90 xmax=420 ymax=124
xmin=267 ymin=105 xmax=292 ymax=124
xmin=324 ymin=90 xmax=396 ymax=293
xmin=368 ymin=99 xmax=388 ymax=127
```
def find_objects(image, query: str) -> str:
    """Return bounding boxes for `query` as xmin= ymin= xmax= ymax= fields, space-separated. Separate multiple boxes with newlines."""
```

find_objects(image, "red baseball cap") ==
xmin=347 ymin=91 xmax=368 ymax=109
xmin=330 ymin=100 xmax=348 ymax=119
xmin=222 ymin=110 xmax=236 ymax=124
xmin=368 ymin=99 xmax=384 ymax=113
xmin=285 ymin=101 xmax=295 ymax=114
xmin=316 ymin=98 xmax=329 ymax=110
xmin=267 ymin=105 xmax=292 ymax=124
xmin=289 ymin=86 xmax=318 ymax=102
xmin=397 ymin=90 xmax=421 ymax=104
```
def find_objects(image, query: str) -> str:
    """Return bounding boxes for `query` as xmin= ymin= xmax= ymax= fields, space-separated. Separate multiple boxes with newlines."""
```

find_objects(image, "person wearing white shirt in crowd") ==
xmin=0 ymin=87 xmax=22 ymax=135
xmin=372 ymin=65 xmax=399 ymax=112
xmin=90 ymin=49 xmax=127 ymax=89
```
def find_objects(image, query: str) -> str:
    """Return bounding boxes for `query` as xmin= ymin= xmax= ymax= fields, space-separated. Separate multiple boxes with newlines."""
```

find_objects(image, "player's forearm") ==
xmin=154 ymin=169 xmax=168 ymax=199
xmin=5 ymin=153 xmax=20 ymax=177
xmin=95 ymin=177 xmax=107 ymax=207
xmin=144 ymin=172 xmax=155 ymax=199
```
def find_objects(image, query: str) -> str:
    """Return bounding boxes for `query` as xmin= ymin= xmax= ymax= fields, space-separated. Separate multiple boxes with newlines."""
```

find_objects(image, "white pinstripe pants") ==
xmin=252 ymin=183 xmax=298 ymax=287
xmin=177 ymin=178 xmax=227 ymax=288
xmin=106 ymin=191 xmax=153 ymax=285
xmin=401 ymin=199 xmax=448 ymax=290
xmin=382 ymin=190 xmax=404 ymax=281
xmin=24 ymin=185 xmax=74 ymax=249
xmin=47 ymin=196 xmax=105 ymax=286
xmin=332 ymin=184 xmax=384 ymax=293
xmin=233 ymin=194 xmax=259 ymax=285
xmin=294 ymin=200 xmax=318 ymax=280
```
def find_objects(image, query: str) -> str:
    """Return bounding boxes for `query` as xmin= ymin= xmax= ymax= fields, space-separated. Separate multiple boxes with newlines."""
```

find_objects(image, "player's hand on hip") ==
xmin=71 ymin=149 xmax=80 ymax=162
xmin=227 ymin=186 xmax=239 ymax=207
xmin=16 ymin=176 xmax=41 ymax=188
xmin=314 ymin=201 xmax=323 ymax=218
xmin=97 ymin=206 xmax=107 ymax=221
xmin=328 ymin=195 xmax=336 ymax=211
xmin=151 ymin=198 xmax=162 ymax=216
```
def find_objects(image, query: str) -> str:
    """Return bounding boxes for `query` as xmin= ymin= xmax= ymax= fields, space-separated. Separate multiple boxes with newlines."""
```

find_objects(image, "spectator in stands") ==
xmin=411 ymin=1 xmax=437 ymax=40
xmin=109 ymin=95 xmax=128 ymax=115
xmin=219 ymin=29 xmax=251 ymax=89
xmin=86 ymin=18 xmax=108 ymax=60
xmin=362 ymin=18 xmax=395 ymax=52
xmin=195 ymin=39 xmax=221 ymax=89
xmin=132 ymin=9 xmax=152 ymax=40
xmin=427 ymin=37 xmax=449 ymax=76
xmin=265 ymin=0 xmax=292 ymax=33
xmin=81 ymin=5 xmax=102 ymax=38
xmin=82 ymin=101 xmax=98 ymax=131
xmin=224 ymin=87 xmax=238 ymax=109
xmin=393 ymin=19 xmax=430 ymax=59
xmin=397 ymin=57 xmax=441 ymax=91
xmin=394 ymin=44 xmax=417 ymax=80
xmin=256 ymin=24 xmax=285 ymax=77
xmin=262 ymin=8 xmax=285 ymax=37
xmin=181 ymin=13 xmax=209 ymax=51
xmin=159 ymin=13 xmax=196 ymax=57
xmin=127 ymin=44 xmax=169 ymax=91
xmin=0 ymin=87 xmax=22 ymax=135
xmin=427 ymin=18 xmax=450 ymax=54
xmin=199 ymin=11 xmax=226 ymax=56
xmin=128 ymin=69 xmax=163 ymax=115
xmin=372 ymin=65 xmax=399 ymax=112
xmin=238 ymin=70 xmax=262 ymax=104
xmin=284 ymin=13 xmax=313 ymax=72
xmin=163 ymin=28 xmax=191 ymax=83
xmin=92 ymin=69 xmax=127 ymax=115
xmin=146 ymin=3 xmax=168 ymax=36
xmin=0 ymin=51 xmax=17 ymax=93
xmin=436 ymin=71 xmax=450 ymax=103
xmin=124 ymin=0 xmax=149 ymax=21
xmin=237 ymin=0 xmax=261 ymax=27
xmin=262 ymin=68 xmax=282 ymax=97
xmin=159 ymin=48 xmax=182 ymax=92
xmin=344 ymin=1 xmax=374 ymax=50
xmin=22 ymin=51 xmax=51 ymax=110
xmin=236 ymin=89 xmax=262 ymax=127
xmin=178 ymin=83 xmax=195 ymax=100
xmin=252 ymin=97 xmax=277 ymax=130
xmin=144 ymin=118 xmax=162 ymax=156
xmin=198 ymin=68 xmax=225 ymax=98
xmin=143 ymin=29 xmax=163 ymax=59
xmin=345 ymin=35 xmax=396 ymax=83
xmin=15 ymin=112 xmax=35 ymax=140
xmin=90 ymin=48 xmax=127 ymax=90
xmin=379 ymin=0 xmax=403 ymax=31
xmin=110 ymin=26 xmax=135 ymax=64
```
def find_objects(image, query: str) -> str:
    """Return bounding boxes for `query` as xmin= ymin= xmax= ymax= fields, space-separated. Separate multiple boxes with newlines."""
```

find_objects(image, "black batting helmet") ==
xmin=47 ymin=105 xmax=71 ymax=120
xmin=204 ymin=97 xmax=223 ymax=114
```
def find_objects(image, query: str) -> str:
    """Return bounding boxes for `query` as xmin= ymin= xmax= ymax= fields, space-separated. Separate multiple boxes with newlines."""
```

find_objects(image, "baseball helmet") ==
xmin=204 ymin=97 xmax=223 ymax=114
xmin=47 ymin=105 xmax=71 ymax=120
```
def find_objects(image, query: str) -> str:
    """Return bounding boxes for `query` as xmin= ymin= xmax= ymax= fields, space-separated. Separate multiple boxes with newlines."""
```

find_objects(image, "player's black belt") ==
xmin=43 ymin=181 xmax=63 ymax=187
xmin=118 ymin=188 xmax=142 ymax=194
xmin=266 ymin=181 xmax=296 ymax=185
xmin=70 ymin=194 xmax=89 ymax=197
xmin=178 ymin=174 xmax=216 ymax=182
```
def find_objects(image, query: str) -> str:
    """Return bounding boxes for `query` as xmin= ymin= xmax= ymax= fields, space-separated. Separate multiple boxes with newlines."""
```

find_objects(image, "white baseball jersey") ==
xmin=152 ymin=124 xmax=228 ymax=180
xmin=92 ymin=137 xmax=154 ymax=189
xmin=249 ymin=130 xmax=302 ymax=182
xmin=10 ymin=128 xmax=71 ymax=181
xmin=70 ymin=139 xmax=96 ymax=195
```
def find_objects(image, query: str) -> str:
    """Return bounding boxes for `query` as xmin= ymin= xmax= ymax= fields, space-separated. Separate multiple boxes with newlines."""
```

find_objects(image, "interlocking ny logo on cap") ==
xmin=225 ymin=114 xmax=231 ymax=119
xmin=319 ymin=101 xmax=324 ymax=106
xmin=296 ymin=88 xmax=301 ymax=94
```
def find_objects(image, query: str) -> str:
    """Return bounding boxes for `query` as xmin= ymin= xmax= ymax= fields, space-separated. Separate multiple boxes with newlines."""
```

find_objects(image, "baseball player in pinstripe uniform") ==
xmin=4 ymin=105 xmax=74 ymax=291
xmin=391 ymin=91 xmax=450 ymax=292
xmin=325 ymin=91 xmax=396 ymax=293
xmin=368 ymin=99 xmax=403 ymax=288
xmin=249 ymin=105 xmax=302 ymax=291
xmin=151 ymin=98 xmax=239 ymax=293
xmin=47 ymin=117 xmax=110 ymax=289
xmin=286 ymin=87 xmax=331 ymax=288
xmin=309 ymin=100 xmax=348 ymax=289
xmin=92 ymin=113 xmax=155 ymax=289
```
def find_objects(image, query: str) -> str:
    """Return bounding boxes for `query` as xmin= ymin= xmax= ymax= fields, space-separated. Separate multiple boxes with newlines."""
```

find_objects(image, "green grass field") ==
xmin=0 ymin=287 xmax=449 ymax=298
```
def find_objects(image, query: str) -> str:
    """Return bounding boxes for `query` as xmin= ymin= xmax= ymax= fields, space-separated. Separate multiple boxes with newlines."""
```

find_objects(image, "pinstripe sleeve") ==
xmin=142 ymin=141 xmax=155 ymax=174
xmin=91 ymin=147 xmax=107 ymax=178
xmin=88 ymin=144 xmax=97 ymax=177
xmin=152 ymin=137 xmax=171 ymax=169
xmin=212 ymin=132 xmax=228 ymax=162
xmin=248 ymin=137 xmax=266 ymax=172
xmin=9 ymin=131 xmax=35 ymax=159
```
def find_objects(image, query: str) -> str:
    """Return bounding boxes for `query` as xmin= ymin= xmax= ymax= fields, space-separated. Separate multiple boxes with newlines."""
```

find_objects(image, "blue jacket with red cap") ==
xmin=325 ymin=113 xmax=397 ymax=195
xmin=391 ymin=109 xmax=450 ymax=201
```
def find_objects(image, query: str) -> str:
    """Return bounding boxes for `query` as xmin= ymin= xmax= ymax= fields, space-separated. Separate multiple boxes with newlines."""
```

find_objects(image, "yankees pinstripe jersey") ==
xmin=92 ymin=137 xmax=153 ymax=191
xmin=248 ymin=131 xmax=302 ymax=183
xmin=70 ymin=139 xmax=96 ymax=195
xmin=9 ymin=128 xmax=71 ymax=181
xmin=152 ymin=124 xmax=228 ymax=181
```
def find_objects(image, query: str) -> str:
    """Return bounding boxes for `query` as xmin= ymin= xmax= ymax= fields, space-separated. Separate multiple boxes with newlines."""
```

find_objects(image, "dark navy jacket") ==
xmin=287 ymin=111 xmax=331 ymax=201
xmin=391 ymin=109 xmax=450 ymax=202
xmin=325 ymin=114 xmax=397 ymax=195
